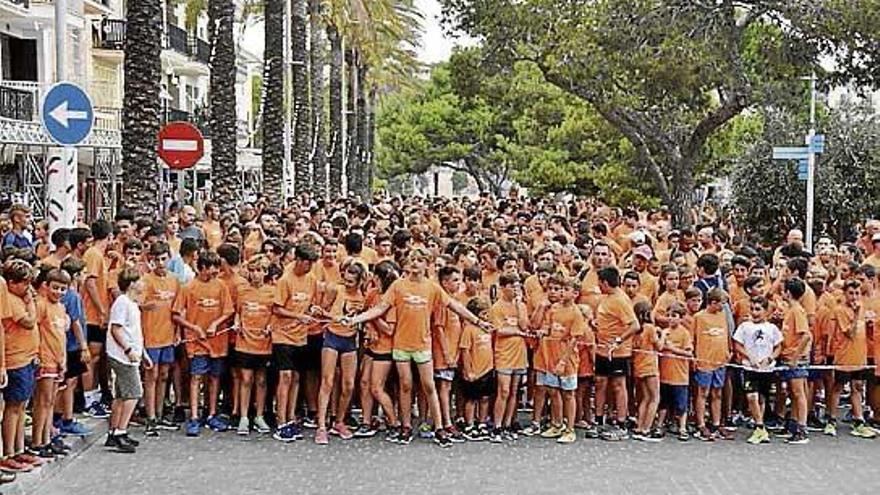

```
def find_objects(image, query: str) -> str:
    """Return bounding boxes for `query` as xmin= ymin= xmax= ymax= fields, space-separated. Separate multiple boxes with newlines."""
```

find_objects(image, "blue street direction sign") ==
xmin=41 ymin=82 xmax=94 ymax=146
xmin=772 ymin=146 xmax=810 ymax=160
xmin=797 ymin=159 xmax=808 ymax=181
xmin=810 ymin=134 xmax=825 ymax=154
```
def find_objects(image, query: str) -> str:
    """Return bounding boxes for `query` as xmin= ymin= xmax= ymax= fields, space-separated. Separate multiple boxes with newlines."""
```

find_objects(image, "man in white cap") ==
xmin=631 ymin=244 xmax=658 ymax=303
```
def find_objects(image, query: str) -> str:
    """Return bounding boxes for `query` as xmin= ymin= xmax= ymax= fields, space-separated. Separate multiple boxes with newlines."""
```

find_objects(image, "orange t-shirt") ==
xmin=659 ymin=325 xmax=693 ymax=386
xmin=576 ymin=322 xmax=596 ymax=378
xmin=634 ymin=323 xmax=660 ymax=378
xmin=577 ymin=269 xmax=603 ymax=311
xmin=325 ymin=286 xmax=366 ymax=338
xmin=523 ymin=274 xmax=545 ymax=314
xmin=780 ymin=301 xmax=811 ymax=364
xmin=652 ymin=290 xmax=684 ymax=327
xmin=3 ymin=292 xmax=38 ymax=370
xmin=542 ymin=303 xmax=588 ymax=377
xmin=862 ymin=294 xmax=880 ymax=364
xmin=140 ymin=273 xmax=179 ymax=348
xmin=489 ymin=299 xmax=528 ymax=371
xmin=638 ymin=271 xmax=658 ymax=303
xmin=236 ymin=284 xmax=275 ymax=355
xmin=365 ymin=288 xmax=395 ymax=355
xmin=382 ymin=278 xmax=448 ymax=352
xmin=173 ymin=278 xmax=234 ymax=357
xmin=459 ymin=322 xmax=494 ymax=381
xmin=693 ymin=310 xmax=730 ymax=371
xmin=595 ymin=288 xmax=638 ymax=358
xmin=432 ymin=300 xmax=463 ymax=370
xmin=203 ymin=220 xmax=223 ymax=250
xmin=273 ymin=272 xmax=319 ymax=345
xmin=36 ymin=296 xmax=68 ymax=369
xmin=830 ymin=305 xmax=867 ymax=370
xmin=81 ymin=246 xmax=110 ymax=326
xmin=311 ymin=260 xmax=342 ymax=287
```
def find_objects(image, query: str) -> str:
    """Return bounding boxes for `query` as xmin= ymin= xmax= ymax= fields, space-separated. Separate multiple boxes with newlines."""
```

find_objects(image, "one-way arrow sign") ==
xmin=41 ymin=82 xmax=94 ymax=146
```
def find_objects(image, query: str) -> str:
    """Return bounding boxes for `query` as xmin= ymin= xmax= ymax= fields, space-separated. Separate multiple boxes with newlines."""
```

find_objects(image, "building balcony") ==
xmin=163 ymin=107 xmax=211 ymax=139
xmin=166 ymin=23 xmax=191 ymax=56
xmin=92 ymin=18 xmax=125 ymax=51
xmin=0 ymin=0 xmax=29 ymax=17
xmin=0 ymin=82 xmax=38 ymax=122
xmin=194 ymin=38 xmax=211 ymax=65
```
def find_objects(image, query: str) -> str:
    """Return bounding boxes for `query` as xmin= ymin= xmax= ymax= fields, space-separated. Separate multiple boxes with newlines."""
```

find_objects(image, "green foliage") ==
xmin=731 ymin=102 xmax=880 ymax=243
xmin=376 ymin=46 xmax=663 ymax=206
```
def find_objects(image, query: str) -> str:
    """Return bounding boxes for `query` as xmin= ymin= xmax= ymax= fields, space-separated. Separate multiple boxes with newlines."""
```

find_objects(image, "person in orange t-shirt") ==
xmin=594 ymin=267 xmax=640 ymax=437
xmin=202 ymin=202 xmax=224 ymax=251
xmin=1 ymin=260 xmax=38 ymax=468
xmin=233 ymin=255 xmax=277 ymax=436
xmin=32 ymin=270 xmax=70 ymax=456
xmin=778 ymin=278 xmax=812 ymax=444
xmin=172 ymin=251 xmax=234 ymax=434
xmin=652 ymin=266 xmax=683 ymax=328
xmin=81 ymin=219 xmax=112 ymax=416
xmin=217 ymin=243 xmax=249 ymax=422
xmin=692 ymin=288 xmax=732 ymax=440
xmin=522 ymin=275 xmax=562 ymax=437
xmin=345 ymin=248 xmax=491 ymax=446
xmin=314 ymin=261 xmax=368 ymax=444
xmin=433 ymin=266 xmax=466 ymax=436
xmin=488 ymin=274 xmax=530 ymax=441
xmin=139 ymin=242 xmax=179 ymax=435
xmin=459 ymin=298 xmax=495 ymax=436
xmin=633 ymin=300 xmax=666 ymax=441
xmin=658 ymin=302 xmax=693 ymax=442
xmin=360 ymin=260 xmax=400 ymax=438
xmin=825 ymin=280 xmax=876 ymax=438
xmin=271 ymin=243 xmax=320 ymax=440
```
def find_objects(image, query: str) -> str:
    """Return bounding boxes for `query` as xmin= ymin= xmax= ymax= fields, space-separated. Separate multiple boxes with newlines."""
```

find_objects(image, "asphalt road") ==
xmin=30 ymin=423 xmax=880 ymax=495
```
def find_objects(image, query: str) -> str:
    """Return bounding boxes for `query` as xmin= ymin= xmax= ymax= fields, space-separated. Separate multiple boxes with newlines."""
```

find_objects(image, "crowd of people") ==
xmin=0 ymin=191 xmax=877 ymax=476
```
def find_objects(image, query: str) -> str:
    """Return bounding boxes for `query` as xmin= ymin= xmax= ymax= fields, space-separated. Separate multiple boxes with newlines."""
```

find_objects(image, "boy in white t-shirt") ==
xmin=105 ymin=267 xmax=153 ymax=454
xmin=733 ymin=295 xmax=782 ymax=445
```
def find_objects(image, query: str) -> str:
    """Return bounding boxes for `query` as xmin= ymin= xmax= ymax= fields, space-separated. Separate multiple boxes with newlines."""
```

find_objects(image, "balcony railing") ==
xmin=94 ymin=106 xmax=121 ymax=130
xmin=0 ymin=83 xmax=37 ymax=122
xmin=194 ymin=38 xmax=211 ymax=65
xmin=92 ymin=18 xmax=125 ymax=50
xmin=163 ymin=107 xmax=211 ymax=138
xmin=166 ymin=23 xmax=190 ymax=56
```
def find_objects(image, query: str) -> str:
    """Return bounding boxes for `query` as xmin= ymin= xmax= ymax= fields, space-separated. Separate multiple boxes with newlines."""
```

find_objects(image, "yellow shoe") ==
xmin=557 ymin=428 xmax=577 ymax=444
xmin=540 ymin=424 xmax=562 ymax=438
xmin=851 ymin=424 xmax=877 ymax=439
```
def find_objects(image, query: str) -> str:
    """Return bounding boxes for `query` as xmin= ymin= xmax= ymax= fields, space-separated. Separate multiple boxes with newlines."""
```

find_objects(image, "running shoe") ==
xmin=786 ymin=431 xmax=810 ymax=445
xmin=301 ymin=415 xmax=318 ymax=429
xmin=60 ymin=420 xmax=92 ymax=437
xmin=237 ymin=416 xmax=250 ymax=436
xmin=824 ymin=421 xmax=837 ymax=437
xmin=488 ymin=428 xmax=504 ymax=443
xmin=747 ymin=427 xmax=769 ymax=445
xmin=397 ymin=426 xmax=414 ymax=445
xmin=433 ymin=429 xmax=453 ymax=448
xmin=156 ymin=418 xmax=181 ymax=431
xmin=85 ymin=401 xmax=110 ymax=419
xmin=695 ymin=426 xmax=715 ymax=442
xmin=118 ymin=433 xmax=140 ymax=447
xmin=145 ymin=419 xmax=160 ymax=438
xmin=501 ymin=428 xmax=518 ymax=441
xmin=540 ymin=424 xmax=563 ymax=439
xmin=583 ymin=423 xmax=600 ymax=439
xmin=315 ymin=428 xmax=330 ymax=445
xmin=253 ymin=416 xmax=272 ymax=434
xmin=206 ymin=415 xmax=229 ymax=432
xmin=713 ymin=427 xmax=734 ymax=441
xmin=418 ymin=423 xmax=435 ymax=439
xmin=851 ymin=423 xmax=878 ymax=439
xmin=289 ymin=423 xmax=304 ymax=440
xmin=15 ymin=453 xmax=45 ymax=466
xmin=0 ymin=471 xmax=15 ymax=483
xmin=333 ymin=422 xmax=354 ymax=440
xmin=385 ymin=425 xmax=401 ymax=443
xmin=557 ymin=428 xmax=577 ymax=444
xmin=185 ymin=418 xmax=201 ymax=437
xmin=0 ymin=458 xmax=32 ymax=473
xmin=445 ymin=425 xmax=466 ymax=443
xmin=273 ymin=424 xmax=295 ymax=443
xmin=353 ymin=424 xmax=377 ymax=438
xmin=35 ymin=445 xmax=56 ymax=460
xmin=521 ymin=421 xmax=542 ymax=437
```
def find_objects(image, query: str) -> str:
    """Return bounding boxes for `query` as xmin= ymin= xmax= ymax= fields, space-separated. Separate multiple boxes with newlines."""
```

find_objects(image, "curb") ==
xmin=2 ymin=417 xmax=107 ymax=495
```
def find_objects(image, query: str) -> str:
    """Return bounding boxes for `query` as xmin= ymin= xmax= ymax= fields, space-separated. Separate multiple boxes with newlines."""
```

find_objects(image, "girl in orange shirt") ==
xmin=314 ymin=261 xmax=367 ymax=445
xmin=633 ymin=301 xmax=666 ymax=442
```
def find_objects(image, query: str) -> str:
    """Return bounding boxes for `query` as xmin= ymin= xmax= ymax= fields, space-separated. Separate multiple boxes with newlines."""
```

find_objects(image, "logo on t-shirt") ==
xmin=156 ymin=290 xmax=176 ymax=301
xmin=290 ymin=292 xmax=309 ymax=303
xmin=242 ymin=301 xmax=269 ymax=316
xmin=704 ymin=326 xmax=726 ymax=337
xmin=198 ymin=298 xmax=220 ymax=309
xmin=51 ymin=316 xmax=67 ymax=333
xmin=402 ymin=295 xmax=428 ymax=307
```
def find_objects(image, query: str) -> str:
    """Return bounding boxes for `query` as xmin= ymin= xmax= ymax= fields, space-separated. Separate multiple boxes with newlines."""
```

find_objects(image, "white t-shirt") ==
xmin=106 ymin=294 xmax=144 ymax=366
xmin=732 ymin=320 xmax=782 ymax=372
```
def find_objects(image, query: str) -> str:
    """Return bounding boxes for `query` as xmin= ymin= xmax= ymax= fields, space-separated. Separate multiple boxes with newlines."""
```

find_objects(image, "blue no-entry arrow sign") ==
xmin=41 ymin=82 xmax=94 ymax=146
xmin=797 ymin=159 xmax=808 ymax=181
xmin=772 ymin=147 xmax=810 ymax=160
xmin=810 ymin=134 xmax=825 ymax=154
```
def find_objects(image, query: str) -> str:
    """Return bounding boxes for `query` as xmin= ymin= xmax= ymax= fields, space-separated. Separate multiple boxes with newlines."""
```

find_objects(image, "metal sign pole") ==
xmin=805 ymin=73 xmax=817 ymax=251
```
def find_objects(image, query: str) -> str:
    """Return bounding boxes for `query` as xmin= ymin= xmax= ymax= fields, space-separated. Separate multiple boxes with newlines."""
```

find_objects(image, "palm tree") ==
xmin=345 ymin=48 xmax=360 ymax=197
xmin=262 ymin=0 xmax=285 ymax=205
xmin=327 ymin=23 xmax=344 ymax=199
xmin=122 ymin=0 xmax=163 ymax=216
xmin=309 ymin=0 xmax=327 ymax=198
xmin=208 ymin=0 xmax=239 ymax=207
xmin=291 ymin=0 xmax=311 ymax=196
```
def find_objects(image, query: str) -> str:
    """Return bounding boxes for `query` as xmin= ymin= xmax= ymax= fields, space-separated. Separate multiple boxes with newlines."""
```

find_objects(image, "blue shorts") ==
xmin=190 ymin=356 xmax=225 ymax=377
xmin=323 ymin=331 xmax=357 ymax=354
xmin=693 ymin=367 xmax=726 ymax=389
xmin=536 ymin=371 xmax=577 ymax=391
xmin=6 ymin=363 xmax=36 ymax=403
xmin=660 ymin=384 xmax=689 ymax=415
xmin=779 ymin=365 xmax=809 ymax=381
xmin=146 ymin=346 xmax=176 ymax=366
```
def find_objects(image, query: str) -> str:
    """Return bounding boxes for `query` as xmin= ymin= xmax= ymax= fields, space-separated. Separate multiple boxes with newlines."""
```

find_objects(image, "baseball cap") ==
xmin=632 ymin=245 xmax=653 ymax=260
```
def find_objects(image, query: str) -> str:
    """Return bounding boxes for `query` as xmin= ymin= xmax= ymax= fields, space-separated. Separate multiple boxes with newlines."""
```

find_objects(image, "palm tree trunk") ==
xmin=365 ymin=86 xmax=377 ymax=196
xmin=262 ymin=0 xmax=284 ymax=206
xmin=208 ymin=0 xmax=238 ymax=207
xmin=122 ymin=0 xmax=162 ymax=216
xmin=291 ymin=0 xmax=311 ymax=197
xmin=327 ymin=24 xmax=344 ymax=199
xmin=355 ymin=63 xmax=368 ymax=199
xmin=345 ymin=48 xmax=359 ymax=197
xmin=309 ymin=0 xmax=327 ymax=199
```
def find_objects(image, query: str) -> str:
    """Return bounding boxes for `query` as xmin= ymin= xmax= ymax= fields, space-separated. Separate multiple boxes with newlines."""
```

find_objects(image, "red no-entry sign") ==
xmin=157 ymin=122 xmax=204 ymax=170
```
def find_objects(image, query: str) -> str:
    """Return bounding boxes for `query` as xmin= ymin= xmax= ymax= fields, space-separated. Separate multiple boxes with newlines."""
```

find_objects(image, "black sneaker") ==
xmin=104 ymin=434 xmax=119 ymax=449
xmin=488 ymin=428 xmax=504 ymax=443
xmin=172 ymin=406 xmax=187 ymax=424
xmin=36 ymin=445 xmax=56 ymax=460
xmin=398 ymin=426 xmax=413 ymax=445
xmin=115 ymin=441 xmax=136 ymax=454
xmin=51 ymin=436 xmax=72 ymax=453
xmin=433 ymin=429 xmax=453 ymax=448
xmin=48 ymin=442 xmax=69 ymax=457
xmin=145 ymin=419 xmax=160 ymax=438
xmin=157 ymin=417 xmax=181 ymax=431
xmin=118 ymin=434 xmax=140 ymax=447
xmin=786 ymin=431 xmax=810 ymax=445
xmin=806 ymin=415 xmax=826 ymax=432
xmin=385 ymin=425 xmax=401 ymax=443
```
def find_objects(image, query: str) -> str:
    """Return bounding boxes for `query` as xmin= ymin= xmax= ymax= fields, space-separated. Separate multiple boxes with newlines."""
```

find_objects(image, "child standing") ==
xmin=693 ymin=288 xmax=732 ymax=441
xmin=105 ymin=267 xmax=151 ymax=453
xmin=459 ymin=297 xmax=495 ymax=441
xmin=658 ymin=302 xmax=693 ymax=442
xmin=632 ymin=300 xmax=665 ymax=441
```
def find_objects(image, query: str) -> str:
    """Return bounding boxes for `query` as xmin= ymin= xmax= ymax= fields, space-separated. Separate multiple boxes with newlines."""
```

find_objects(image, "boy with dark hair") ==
xmin=58 ymin=257 xmax=91 ymax=437
xmin=81 ymin=219 xmax=113 ymax=419
xmin=779 ymin=278 xmax=812 ymax=444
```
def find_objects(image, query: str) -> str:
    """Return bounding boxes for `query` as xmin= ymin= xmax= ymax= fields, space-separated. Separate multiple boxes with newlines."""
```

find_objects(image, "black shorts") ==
xmin=595 ymin=356 xmax=630 ymax=377
xmin=87 ymin=324 xmax=106 ymax=344
xmin=743 ymin=370 xmax=773 ymax=396
xmin=364 ymin=349 xmax=392 ymax=362
xmin=835 ymin=368 xmax=869 ymax=384
xmin=303 ymin=334 xmax=324 ymax=371
xmin=234 ymin=351 xmax=271 ymax=370
xmin=272 ymin=344 xmax=307 ymax=372
xmin=462 ymin=371 xmax=496 ymax=400
xmin=64 ymin=350 xmax=88 ymax=379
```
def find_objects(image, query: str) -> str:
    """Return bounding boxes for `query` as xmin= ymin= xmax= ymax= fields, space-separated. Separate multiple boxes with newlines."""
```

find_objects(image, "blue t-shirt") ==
xmin=62 ymin=289 xmax=86 ymax=352
xmin=2 ymin=231 xmax=32 ymax=250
